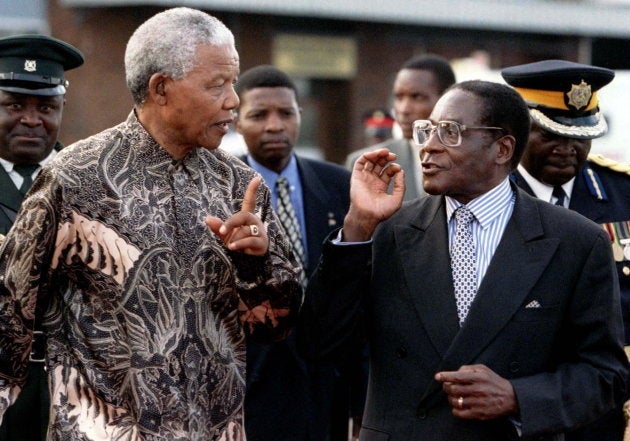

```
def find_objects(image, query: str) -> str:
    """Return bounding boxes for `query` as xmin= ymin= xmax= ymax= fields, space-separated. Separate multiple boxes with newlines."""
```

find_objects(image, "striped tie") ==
xmin=276 ymin=176 xmax=306 ymax=282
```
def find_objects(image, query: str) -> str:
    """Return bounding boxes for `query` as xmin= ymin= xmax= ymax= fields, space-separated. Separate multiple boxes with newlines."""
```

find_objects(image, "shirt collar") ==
xmin=517 ymin=164 xmax=574 ymax=204
xmin=246 ymin=153 xmax=299 ymax=186
xmin=446 ymin=177 xmax=514 ymax=229
xmin=0 ymin=148 xmax=57 ymax=173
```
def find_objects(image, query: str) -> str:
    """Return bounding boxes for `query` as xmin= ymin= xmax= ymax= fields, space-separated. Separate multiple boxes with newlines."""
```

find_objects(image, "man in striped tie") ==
xmin=505 ymin=60 xmax=630 ymax=441
xmin=232 ymin=65 xmax=358 ymax=441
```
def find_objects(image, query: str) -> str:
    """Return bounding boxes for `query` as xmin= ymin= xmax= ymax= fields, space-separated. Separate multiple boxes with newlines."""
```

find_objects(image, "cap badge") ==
xmin=566 ymin=79 xmax=591 ymax=111
xmin=24 ymin=60 xmax=37 ymax=73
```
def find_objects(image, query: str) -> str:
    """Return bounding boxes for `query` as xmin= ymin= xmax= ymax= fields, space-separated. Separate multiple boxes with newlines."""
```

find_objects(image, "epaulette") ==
xmin=582 ymin=158 xmax=608 ymax=201
xmin=588 ymin=153 xmax=630 ymax=176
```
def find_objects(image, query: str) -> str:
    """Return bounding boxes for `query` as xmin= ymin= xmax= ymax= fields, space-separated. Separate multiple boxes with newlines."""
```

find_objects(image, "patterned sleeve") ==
xmin=0 ymin=166 xmax=59 ymax=420
xmin=228 ymin=173 xmax=303 ymax=344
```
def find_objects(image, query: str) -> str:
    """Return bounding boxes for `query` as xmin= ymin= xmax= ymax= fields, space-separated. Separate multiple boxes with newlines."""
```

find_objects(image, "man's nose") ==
xmin=265 ymin=113 xmax=284 ymax=131
xmin=552 ymin=139 xmax=577 ymax=155
xmin=420 ymin=132 xmax=445 ymax=158
xmin=20 ymin=109 xmax=43 ymax=126
xmin=397 ymin=98 xmax=413 ymax=114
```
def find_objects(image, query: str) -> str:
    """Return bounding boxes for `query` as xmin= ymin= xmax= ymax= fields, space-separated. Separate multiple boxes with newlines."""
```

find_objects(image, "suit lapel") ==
xmin=442 ymin=192 xmax=559 ymax=369
xmin=510 ymin=170 xmax=534 ymax=197
xmin=296 ymin=157 xmax=343 ymax=275
xmin=0 ymin=166 xmax=22 ymax=212
xmin=418 ymin=188 xmax=560 ymax=405
xmin=396 ymin=197 xmax=460 ymax=356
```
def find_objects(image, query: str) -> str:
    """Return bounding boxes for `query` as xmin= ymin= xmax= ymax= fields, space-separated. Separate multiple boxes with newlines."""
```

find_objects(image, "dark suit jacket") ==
xmin=345 ymin=138 xmax=425 ymax=201
xmin=0 ymin=167 xmax=21 ymax=235
xmin=241 ymin=154 xmax=351 ymax=441
xmin=299 ymin=184 xmax=627 ymax=441
xmin=513 ymin=158 xmax=630 ymax=344
xmin=0 ymin=142 xmax=63 ymax=235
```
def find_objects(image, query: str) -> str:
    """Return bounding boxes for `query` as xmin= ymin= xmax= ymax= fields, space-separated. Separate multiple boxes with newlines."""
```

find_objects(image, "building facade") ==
xmin=3 ymin=0 xmax=629 ymax=163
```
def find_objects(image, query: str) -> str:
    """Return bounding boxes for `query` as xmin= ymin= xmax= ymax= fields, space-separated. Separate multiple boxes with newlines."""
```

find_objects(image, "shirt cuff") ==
xmin=331 ymin=228 xmax=373 ymax=245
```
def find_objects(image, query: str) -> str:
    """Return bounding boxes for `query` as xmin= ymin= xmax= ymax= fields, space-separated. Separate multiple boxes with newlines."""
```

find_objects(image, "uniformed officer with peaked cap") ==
xmin=502 ymin=59 xmax=614 ymax=139
xmin=0 ymin=34 xmax=83 ymax=441
xmin=504 ymin=59 xmax=629 ymax=441
xmin=0 ymin=34 xmax=83 ymax=96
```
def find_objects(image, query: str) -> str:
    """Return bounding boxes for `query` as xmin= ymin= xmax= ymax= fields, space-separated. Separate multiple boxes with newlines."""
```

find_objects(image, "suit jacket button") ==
xmin=509 ymin=361 xmax=520 ymax=373
xmin=623 ymin=266 xmax=630 ymax=276
xmin=396 ymin=346 xmax=408 ymax=358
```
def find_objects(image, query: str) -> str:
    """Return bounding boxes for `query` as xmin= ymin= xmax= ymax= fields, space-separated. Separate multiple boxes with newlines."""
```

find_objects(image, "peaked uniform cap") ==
xmin=0 ymin=34 xmax=84 ymax=96
xmin=501 ymin=59 xmax=614 ymax=139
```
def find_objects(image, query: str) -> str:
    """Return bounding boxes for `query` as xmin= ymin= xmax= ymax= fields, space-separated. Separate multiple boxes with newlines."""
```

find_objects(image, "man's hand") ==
xmin=343 ymin=148 xmax=405 ymax=242
xmin=435 ymin=364 xmax=519 ymax=420
xmin=205 ymin=176 xmax=269 ymax=255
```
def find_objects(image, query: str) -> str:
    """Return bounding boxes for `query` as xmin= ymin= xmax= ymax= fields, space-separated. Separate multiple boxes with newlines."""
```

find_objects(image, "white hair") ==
xmin=124 ymin=7 xmax=235 ymax=105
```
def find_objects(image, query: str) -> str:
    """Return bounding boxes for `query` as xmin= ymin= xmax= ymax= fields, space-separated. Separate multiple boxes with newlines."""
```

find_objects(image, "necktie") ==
xmin=552 ymin=185 xmax=567 ymax=207
xmin=13 ymin=163 xmax=40 ymax=195
xmin=451 ymin=206 xmax=477 ymax=326
xmin=275 ymin=176 xmax=306 ymax=283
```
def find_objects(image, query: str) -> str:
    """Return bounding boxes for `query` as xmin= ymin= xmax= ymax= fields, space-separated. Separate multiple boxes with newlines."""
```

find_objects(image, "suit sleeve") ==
xmin=297 ymin=229 xmax=371 ymax=361
xmin=512 ymin=231 xmax=628 ymax=437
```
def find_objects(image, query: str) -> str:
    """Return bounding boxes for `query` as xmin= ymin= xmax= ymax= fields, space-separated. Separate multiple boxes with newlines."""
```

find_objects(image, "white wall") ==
xmin=591 ymin=71 xmax=630 ymax=163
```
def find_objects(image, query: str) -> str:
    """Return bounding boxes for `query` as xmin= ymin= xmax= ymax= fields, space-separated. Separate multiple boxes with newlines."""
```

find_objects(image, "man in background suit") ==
xmin=233 ymin=65 xmax=352 ymax=441
xmin=0 ymin=34 xmax=83 ymax=441
xmin=345 ymin=54 xmax=455 ymax=200
xmin=300 ymin=80 xmax=627 ymax=440
xmin=503 ymin=59 xmax=630 ymax=441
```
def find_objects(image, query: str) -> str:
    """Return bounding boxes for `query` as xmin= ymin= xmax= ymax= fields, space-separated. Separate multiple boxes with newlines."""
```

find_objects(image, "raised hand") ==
xmin=343 ymin=148 xmax=405 ymax=242
xmin=205 ymin=176 xmax=269 ymax=255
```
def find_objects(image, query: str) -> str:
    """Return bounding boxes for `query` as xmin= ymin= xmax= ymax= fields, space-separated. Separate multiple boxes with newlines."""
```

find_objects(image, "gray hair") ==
xmin=125 ymin=7 xmax=235 ymax=105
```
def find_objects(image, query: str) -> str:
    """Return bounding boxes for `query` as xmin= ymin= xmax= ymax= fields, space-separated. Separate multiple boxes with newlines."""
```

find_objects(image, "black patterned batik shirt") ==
xmin=0 ymin=111 xmax=302 ymax=441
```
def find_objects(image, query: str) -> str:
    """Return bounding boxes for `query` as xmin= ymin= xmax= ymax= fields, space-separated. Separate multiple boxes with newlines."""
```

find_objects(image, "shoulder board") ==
xmin=588 ymin=153 xmax=630 ymax=176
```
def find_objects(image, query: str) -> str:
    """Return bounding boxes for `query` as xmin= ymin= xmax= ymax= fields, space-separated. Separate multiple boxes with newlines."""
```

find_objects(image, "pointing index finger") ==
xmin=242 ymin=176 xmax=262 ymax=213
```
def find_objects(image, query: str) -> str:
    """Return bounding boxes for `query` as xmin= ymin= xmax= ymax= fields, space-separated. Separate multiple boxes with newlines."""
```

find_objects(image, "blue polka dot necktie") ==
xmin=451 ymin=206 xmax=477 ymax=326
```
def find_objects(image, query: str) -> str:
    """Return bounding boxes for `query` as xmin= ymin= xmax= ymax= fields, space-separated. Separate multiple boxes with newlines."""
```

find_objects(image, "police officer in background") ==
xmin=361 ymin=108 xmax=395 ymax=147
xmin=0 ymin=34 xmax=84 ymax=440
xmin=504 ymin=59 xmax=629 ymax=441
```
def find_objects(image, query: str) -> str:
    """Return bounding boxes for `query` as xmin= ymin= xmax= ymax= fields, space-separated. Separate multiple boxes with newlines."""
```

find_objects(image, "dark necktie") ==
xmin=275 ymin=176 xmax=306 ymax=283
xmin=451 ymin=206 xmax=477 ymax=326
xmin=13 ymin=163 xmax=40 ymax=195
xmin=552 ymin=185 xmax=567 ymax=207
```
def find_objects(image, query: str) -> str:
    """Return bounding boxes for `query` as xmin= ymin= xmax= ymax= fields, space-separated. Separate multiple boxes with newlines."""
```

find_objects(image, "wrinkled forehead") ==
xmin=430 ymin=89 xmax=482 ymax=123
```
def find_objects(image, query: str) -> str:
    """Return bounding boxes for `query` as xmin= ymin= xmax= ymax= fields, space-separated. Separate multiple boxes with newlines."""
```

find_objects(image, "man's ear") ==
xmin=495 ymin=134 xmax=515 ymax=166
xmin=148 ymin=73 xmax=169 ymax=105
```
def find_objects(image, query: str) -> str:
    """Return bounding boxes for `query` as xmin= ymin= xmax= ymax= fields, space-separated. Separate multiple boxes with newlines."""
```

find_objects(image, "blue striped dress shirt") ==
xmin=245 ymin=154 xmax=309 ymax=261
xmin=446 ymin=178 xmax=516 ymax=289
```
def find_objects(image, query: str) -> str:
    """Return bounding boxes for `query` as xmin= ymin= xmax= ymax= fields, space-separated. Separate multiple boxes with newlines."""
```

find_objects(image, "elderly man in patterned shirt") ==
xmin=0 ymin=7 xmax=302 ymax=441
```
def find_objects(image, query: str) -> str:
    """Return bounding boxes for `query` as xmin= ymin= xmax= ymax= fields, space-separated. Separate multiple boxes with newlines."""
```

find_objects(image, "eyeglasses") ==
xmin=412 ymin=120 xmax=506 ymax=147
